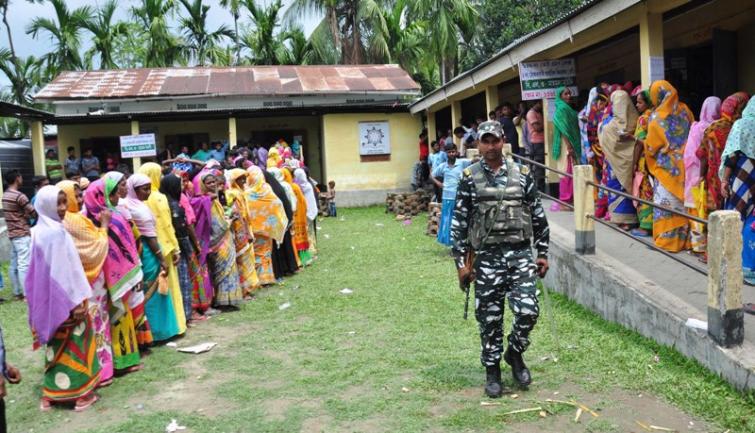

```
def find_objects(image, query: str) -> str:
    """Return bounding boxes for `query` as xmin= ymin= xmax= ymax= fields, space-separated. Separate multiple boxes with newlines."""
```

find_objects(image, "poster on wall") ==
xmin=120 ymin=133 xmax=157 ymax=158
xmin=518 ymin=59 xmax=577 ymax=100
xmin=359 ymin=121 xmax=390 ymax=155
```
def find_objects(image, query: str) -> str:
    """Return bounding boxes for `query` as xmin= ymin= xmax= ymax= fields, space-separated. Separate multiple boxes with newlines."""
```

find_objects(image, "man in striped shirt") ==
xmin=2 ymin=170 xmax=36 ymax=300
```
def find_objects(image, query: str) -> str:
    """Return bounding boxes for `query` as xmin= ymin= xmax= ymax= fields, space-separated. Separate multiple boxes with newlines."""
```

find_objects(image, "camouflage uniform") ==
xmin=451 ymin=159 xmax=549 ymax=367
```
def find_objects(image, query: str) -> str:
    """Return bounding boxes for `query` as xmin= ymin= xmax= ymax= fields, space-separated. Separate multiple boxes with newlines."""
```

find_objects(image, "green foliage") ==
xmin=462 ymin=0 xmax=584 ymax=72
xmin=179 ymin=0 xmax=234 ymax=66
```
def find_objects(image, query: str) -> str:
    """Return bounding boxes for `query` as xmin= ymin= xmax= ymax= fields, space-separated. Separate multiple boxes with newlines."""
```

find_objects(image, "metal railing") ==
xmin=509 ymin=153 xmax=709 ymax=276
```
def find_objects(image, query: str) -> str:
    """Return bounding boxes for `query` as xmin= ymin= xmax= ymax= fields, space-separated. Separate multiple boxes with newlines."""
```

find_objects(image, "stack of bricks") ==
xmin=385 ymin=190 xmax=431 ymax=217
xmin=426 ymin=202 xmax=441 ymax=236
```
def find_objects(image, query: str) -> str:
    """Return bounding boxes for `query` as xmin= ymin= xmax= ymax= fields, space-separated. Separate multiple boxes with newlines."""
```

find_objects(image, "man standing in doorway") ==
xmin=209 ymin=141 xmax=229 ymax=162
xmin=80 ymin=148 xmax=101 ymax=181
xmin=2 ymin=170 xmax=36 ymax=300
xmin=526 ymin=101 xmax=546 ymax=191
xmin=432 ymin=142 xmax=471 ymax=247
xmin=192 ymin=141 xmax=211 ymax=162
xmin=451 ymin=121 xmax=550 ymax=397
xmin=64 ymin=146 xmax=80 ymax=177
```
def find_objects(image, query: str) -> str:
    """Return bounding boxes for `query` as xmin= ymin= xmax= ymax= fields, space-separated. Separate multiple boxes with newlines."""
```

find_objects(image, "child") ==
xmin=326 ymin=181 xmax=336 ymax=217
xmin=1 ymin=323 xmax=22 ymax=433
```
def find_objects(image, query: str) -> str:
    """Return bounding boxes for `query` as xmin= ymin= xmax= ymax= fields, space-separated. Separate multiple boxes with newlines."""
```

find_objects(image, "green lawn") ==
xmin=1 ymin=207 xmax=754 ymax=433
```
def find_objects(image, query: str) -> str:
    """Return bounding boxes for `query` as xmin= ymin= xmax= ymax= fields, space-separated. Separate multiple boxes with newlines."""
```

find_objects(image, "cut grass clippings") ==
xmin=0 ymin=206 xmax=753 ymax=432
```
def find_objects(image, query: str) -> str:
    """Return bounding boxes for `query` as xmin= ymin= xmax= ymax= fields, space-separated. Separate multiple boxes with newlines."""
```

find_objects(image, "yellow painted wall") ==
xmin=56 ymin=122 xmax=131 ymax=161
xmin=322 ymin=112 xmax=421 ymax=192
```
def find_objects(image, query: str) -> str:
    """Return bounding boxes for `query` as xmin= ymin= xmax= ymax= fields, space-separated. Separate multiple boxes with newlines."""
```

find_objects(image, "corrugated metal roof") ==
xmin=35 ymin=65 xmax=421 ymax=101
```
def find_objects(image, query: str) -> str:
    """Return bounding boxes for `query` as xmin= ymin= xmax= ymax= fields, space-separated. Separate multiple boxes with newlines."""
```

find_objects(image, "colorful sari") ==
xmin=26 ymin=186 xmax=100 ymax=402
xmin=246 ymin=166 xmax=288 ymax=285
xmin=194 ymin=172 xmax=243 ymax=306
xmin=598 ymin=90 xmax=639 ymax=225
xmin=579 ymin=87 xmax=598 ymax=165
xmin=294 ymin=168 xmax=319 ymax=256
xmin=645 ymin=80 xmax=693 ymax=252
xmin=591 ymin=92 xmax=610 ymax=217
xmin=226 ymin=169 xmax=260 ymax=295
xmin=697 ymin=92 xmax=750 ymax=215
xmin=283 ymin=169 xmax=312 ymax=264
xmin=684 ymin=96 xmax=721 ymax=252
xmin=634 ymin=91 xmax=654 ymax=231
xmin=58 ymin=180 xmax=114 ymax=384
xmin=552 ymin=86 xmax=581 ymax=204
xmin=138 ymin=163 xmax=186 ymax=338
xmin=84 ymin=177 xmax=143 ymax=369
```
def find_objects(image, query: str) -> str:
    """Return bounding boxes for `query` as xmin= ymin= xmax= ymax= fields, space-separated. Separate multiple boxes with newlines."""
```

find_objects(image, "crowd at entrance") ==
xmin=0 ymin=137 xmax=338 ymax=417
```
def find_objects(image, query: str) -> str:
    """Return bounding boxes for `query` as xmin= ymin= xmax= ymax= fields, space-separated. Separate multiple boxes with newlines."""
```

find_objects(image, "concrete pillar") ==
xmin=31 ymin=120 xmax=45 ymax=176
xmin=229 ymin=116 xmax=237 ymax=149
xmin=451 ymin=100 xmax=462 ymax=151
xmin=573 ymin=164 xmax=595 ymax=255
xmin=426 ymin=110 xmax=437 ymax=143
xmin=707 ymin=210 xmax=744 ymax=347
xmin=639 ymin=10 xmax=664 ymax=89
xmin=485 ymin=85 xmax=499 ymax=116
xmin=542 ymin=98 xmax=559 ymax=186
xmin=131 ymin=120 xmax=142 ymax=172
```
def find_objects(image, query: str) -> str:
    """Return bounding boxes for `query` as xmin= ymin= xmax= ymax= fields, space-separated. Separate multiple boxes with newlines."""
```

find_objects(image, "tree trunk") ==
xmin=233 ymin=13 xmax=240 ymax=65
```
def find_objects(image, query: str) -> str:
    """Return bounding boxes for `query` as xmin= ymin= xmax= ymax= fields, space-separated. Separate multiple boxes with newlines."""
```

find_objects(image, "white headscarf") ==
xmin=125 ymin=173 xmax=157 ymax=238
xmin=269 ymin=167 xmax=297 ymax=212
xmin=294 ymin=168 xmax=319 ymax=221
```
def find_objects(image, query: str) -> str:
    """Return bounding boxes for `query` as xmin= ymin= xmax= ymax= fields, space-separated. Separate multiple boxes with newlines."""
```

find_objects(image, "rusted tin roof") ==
xmin=35 ymin=65 xmax=421 ymax=101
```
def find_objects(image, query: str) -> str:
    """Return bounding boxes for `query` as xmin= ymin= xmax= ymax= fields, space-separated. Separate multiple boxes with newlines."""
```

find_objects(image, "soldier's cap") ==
xmin=477 ymin=121 xmax=503 ymax=140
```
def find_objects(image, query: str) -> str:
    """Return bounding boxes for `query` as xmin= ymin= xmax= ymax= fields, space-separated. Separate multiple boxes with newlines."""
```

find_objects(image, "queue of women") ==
xmin=550 ymin=80 xmax=755 ymax=283
xmin=25 ymin=153 xmax=320 ymax=411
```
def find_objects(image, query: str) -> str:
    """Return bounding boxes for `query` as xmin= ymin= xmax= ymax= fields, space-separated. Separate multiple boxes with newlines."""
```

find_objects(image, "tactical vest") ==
xmin=467 ymin=160 xmax=533 ymax=249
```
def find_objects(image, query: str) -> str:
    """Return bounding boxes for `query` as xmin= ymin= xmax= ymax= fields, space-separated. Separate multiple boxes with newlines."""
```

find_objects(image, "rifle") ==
xmin=460 ymin=249 xmax=476 ymax=320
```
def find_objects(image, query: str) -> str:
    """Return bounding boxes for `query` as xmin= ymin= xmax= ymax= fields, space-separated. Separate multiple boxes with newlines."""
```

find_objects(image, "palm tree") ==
xmin=367 ymin=0 xmax=422 ymax=68
xmin=409 ymin=0 xmax=477 ymax=83
xmin=26 ymin=0 xmax=93 ymax=74
xmin=241 ymin=0 xmax=284 ymax=65
xmin=275 ymin=27 xmax=315 ymax=65
xmin=219 ymin=0 xmax=242 ymax=64
xmin=285 ymin=0 xmax=340 ymax=62
xmin=131 ymin=0 xmax=185 ymax=67
xmin=178 ymin=0 xmax=234 ymax=66
xmin=82 ymin=0 xmax=127 ymax=69
xmin=0 ymin=49 xmax=43 ymax=104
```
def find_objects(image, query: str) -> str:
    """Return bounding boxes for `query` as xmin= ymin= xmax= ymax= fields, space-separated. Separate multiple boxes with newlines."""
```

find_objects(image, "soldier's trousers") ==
xmin=474 ymin=245 xmax=540 ymax=367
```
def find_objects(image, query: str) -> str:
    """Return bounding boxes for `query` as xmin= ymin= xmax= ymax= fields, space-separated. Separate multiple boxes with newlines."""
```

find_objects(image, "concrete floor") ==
xmin=542 ymin=199 xmax=755 ymax=345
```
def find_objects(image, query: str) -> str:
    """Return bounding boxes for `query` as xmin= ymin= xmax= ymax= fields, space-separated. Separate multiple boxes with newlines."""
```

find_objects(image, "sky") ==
xmin=0 ymin=0 xmax=321 ymax=86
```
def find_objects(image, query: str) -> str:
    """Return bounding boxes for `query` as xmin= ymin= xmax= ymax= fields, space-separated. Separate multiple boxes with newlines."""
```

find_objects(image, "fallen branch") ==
xmin=574 ymin=407 xmax=583 ymax=423
xmin=543 ymin=399 xmax=599 ymax=418
xmin=503 ymin=407 xmax=543 ymax=416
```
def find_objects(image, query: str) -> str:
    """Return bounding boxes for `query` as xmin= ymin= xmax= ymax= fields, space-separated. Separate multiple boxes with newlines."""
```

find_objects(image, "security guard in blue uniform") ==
xmin=451 ymin=120 xmax=550 ymax=397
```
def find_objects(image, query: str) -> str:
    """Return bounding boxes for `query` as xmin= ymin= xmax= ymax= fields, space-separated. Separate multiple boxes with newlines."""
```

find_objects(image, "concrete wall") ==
xmin=545 ymin=223 xmax=755 ymax=391
xmin=322 ymin=112 xmax=421 ymax=207
xmin=57 ymin=122 xmax=131 ymax=159
xmin=140 ymin=119 xmax=228 ymax=150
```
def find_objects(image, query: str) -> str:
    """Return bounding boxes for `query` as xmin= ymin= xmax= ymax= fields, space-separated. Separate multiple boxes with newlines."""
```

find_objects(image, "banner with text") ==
xmin=519 ymin=59 xmax=577 ymax=100
xmin=120 ymin=133 xmax=157 ymax=158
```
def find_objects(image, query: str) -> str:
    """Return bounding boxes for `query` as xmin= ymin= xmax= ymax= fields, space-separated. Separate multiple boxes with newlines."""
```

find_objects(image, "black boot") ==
xmin=484 ymin=364 xmax=502 ymax=398
xmin=504 ymin=346 xmax=532 ymax=388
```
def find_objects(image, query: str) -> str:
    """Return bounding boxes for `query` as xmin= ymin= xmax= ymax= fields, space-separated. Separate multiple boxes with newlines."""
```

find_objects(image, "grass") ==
xmin=1 ymin=206 xmax=754 ymax=433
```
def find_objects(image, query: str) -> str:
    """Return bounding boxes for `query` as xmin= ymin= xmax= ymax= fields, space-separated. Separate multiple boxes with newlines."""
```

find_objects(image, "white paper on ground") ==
xmin=279 ymin=302 xmax=291 ymax=310
xmin=340 ymin=288 xmax=353 ymax=295
xmin=165 ymin=419 xmax=187 ymax=432
xmin=177 ymin=342 xmax=217 ymax=354
xmin=685 ymin=318 xmax=708 ymax=331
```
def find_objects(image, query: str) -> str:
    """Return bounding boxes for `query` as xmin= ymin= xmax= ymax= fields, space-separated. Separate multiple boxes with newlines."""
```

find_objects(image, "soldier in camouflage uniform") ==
xmin=451 ymin=120 xmax=550 ymax=397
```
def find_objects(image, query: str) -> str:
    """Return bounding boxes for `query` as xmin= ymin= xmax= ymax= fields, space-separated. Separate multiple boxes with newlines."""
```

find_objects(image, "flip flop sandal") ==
xmin=74 ymin=394 xmax=99 ymax=412
xmin=97 ymin=378 xmax=113 ymax=388
xmin=630 ymin=228 xmax=651 ymax=237
xmin=744 ymin=303 xmax=755 ymax=315
xmin=39 ymin=398 xmax=53 ymax=412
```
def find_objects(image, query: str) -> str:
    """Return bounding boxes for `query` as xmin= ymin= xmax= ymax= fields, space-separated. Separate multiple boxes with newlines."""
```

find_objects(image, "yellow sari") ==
xmin=645 ymin=81 xmax=693 ymax=252
xmin=225 ymin=169 xmax=260 ymax=295
xmin=138 ymin=163 xmax=187 ymax=335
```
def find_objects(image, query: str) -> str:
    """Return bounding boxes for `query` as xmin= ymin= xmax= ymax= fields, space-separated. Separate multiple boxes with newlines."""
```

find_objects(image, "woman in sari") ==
xmin=644 ymin=80 xmax=694 ymax=252
xmin=683 ymin=96 xmax=721 ymax=253
xmin=225 ymin=169 xmax=260 ymax=297
xmin=294 ymin=168 xmax=319 ymax=257
xmin=720 ymin=98 xmax=755 ymax=283
xmin=193 ymin=172 xmax=243 ymax=306
xmin=282 ymin=168 xmax=312 ymax=265
xmin=551 ymin=86 xmax=581 ymax=209
xmin=245 ymin=166 xmax=288 ymax=285
xmin=138 ymin=163 xmax=187 ymax=337
xmin=264 ymin=169 xmax=299 ymax=278
xmin=84 ymin=177 xmax=144 ymax=371
xmin=698 ymin=92 xmax=750 ymax=216
xmin=270 ymin=168 xmax=302 ymax=267
xmin=267 ymin=147 xmax=282 ymax=169
xmin=579 ymin=87 xmax=598 ymax=165
xmin=125 ymin=174 xmax=180 ymax=341
xmin=161 ymin=174 xmax=206 ymax=322
xmin=598 ymin=90 xmax=639 ymax=229
xmin=627 ymin=89 xmax=655 ymax=236
xmin=27 ymin=185 xmax=100 ymax=411
xmin=57 ymin=180 xmax=114 ymax=387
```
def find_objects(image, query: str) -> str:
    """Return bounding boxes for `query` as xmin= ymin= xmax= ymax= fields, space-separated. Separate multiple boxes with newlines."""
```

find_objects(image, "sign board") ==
xmin=359 ymin=121 xmax=390 ymax=156
xmin=519 ymin=59 xmax=578 ymax=100
xmin=120 ymin=133 xmax=157 ymax=158
xmin=649 ymin=56 xmax=665 ymax=82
